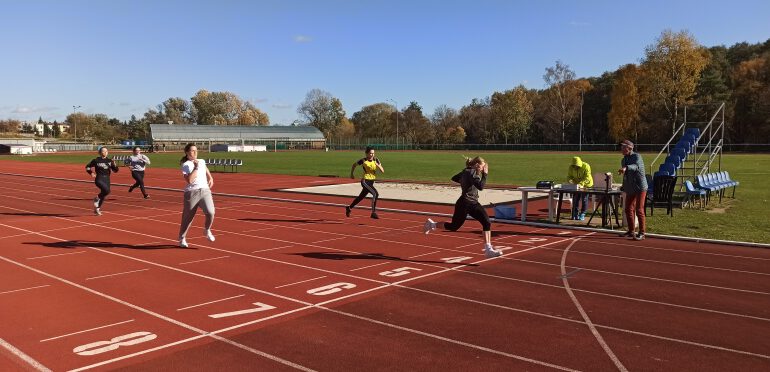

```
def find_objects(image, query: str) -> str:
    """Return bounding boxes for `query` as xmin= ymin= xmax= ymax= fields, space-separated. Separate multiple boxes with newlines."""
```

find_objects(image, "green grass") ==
xmin=5 ymin=150 xmax=770 ymax=244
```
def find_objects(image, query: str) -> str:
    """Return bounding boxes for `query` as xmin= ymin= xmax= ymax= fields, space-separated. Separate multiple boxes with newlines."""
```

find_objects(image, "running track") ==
xmin=0 ymin=159 xmax=768 ymax=371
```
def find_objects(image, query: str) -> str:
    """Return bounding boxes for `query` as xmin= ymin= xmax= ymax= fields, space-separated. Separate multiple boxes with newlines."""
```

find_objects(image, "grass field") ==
xmin=4 ymin=150 xmax=769 ymax=244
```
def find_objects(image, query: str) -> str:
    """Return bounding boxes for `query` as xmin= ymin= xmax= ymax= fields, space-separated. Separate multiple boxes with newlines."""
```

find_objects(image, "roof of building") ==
xmin=149 ymin=124 xmax=325 ymax=141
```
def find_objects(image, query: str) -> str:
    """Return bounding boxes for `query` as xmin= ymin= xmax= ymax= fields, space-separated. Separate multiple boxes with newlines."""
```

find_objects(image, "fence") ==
xmin=326 ymin=142 xmax=770 ymax=152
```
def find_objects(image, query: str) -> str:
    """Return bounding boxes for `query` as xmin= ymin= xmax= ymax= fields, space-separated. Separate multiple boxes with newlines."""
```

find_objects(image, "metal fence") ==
xmin=327 ymin=142 xmax=770 ymax=153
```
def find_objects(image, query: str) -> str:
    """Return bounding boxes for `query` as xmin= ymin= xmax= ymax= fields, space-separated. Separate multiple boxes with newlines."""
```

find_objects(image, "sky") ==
xmin=1 ymin=0 xmax=769 ymax=125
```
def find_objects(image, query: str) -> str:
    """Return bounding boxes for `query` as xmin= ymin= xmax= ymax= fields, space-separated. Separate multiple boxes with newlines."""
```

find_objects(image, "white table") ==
xmin=516 ymin=187 xmax=558 ymax=222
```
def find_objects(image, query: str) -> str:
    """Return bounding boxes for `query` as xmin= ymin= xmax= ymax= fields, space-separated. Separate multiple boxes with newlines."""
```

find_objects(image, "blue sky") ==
xmin=1 ymin=0 xmax=768 ymax=125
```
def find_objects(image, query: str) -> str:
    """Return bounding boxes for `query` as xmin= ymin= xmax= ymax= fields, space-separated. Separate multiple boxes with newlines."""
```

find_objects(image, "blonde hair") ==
xmin=465 ymin=156 xmax=486 ymax=168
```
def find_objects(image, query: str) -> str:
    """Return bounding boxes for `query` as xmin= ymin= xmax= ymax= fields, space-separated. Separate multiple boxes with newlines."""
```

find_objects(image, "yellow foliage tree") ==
xmin=608 ymin=64 xmax=641 ymax=142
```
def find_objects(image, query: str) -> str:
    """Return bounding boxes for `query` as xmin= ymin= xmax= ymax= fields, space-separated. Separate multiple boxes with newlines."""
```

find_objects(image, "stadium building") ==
xmin=149 ymin=124 xmax=326 ymax=151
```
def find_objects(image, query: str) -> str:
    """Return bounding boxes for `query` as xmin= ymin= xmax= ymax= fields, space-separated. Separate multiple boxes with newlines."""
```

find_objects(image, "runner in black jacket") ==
xmin=85 ymin=147 xmax=119 ymax=215
xmin=423 ymin=156 xmax=501 ymax=258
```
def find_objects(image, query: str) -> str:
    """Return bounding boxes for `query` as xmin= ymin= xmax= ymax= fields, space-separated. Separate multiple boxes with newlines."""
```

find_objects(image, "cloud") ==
xmin=271 ymin=103 xmax=292 ymax=109
xmin=11 ymin=106 xmax=59 ymax=114
xmin=569 ymin=21 xmax=591 ymax=27
xmin=294 ymin=35 xmax=313 ymax=43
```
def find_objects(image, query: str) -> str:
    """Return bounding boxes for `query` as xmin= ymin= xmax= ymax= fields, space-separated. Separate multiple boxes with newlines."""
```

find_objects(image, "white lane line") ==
xmin=319 ymin=306 xmax=580 ymax=372
xmin=39 ymin=319 xmax=135 ymax=343
xmin=0 ymin=284 xmax=50 ymax=295
xmin=252 ymin=245 xmax=295 ymax=253
xmin=560 ymin=237 xmax=629 ymax=372
xmin=178 ymin=256 xmax=230 ymax=265
xmin=311 ymin=237 xmax=346 ymax=244
xmin=27 ymin=251 xmax=87 ymax=260
xmin=85 ymin=269 xmax=149 ymax=281
xmin=177 ymin=294 xmax=245 ymax=311
xmin=0 ymin=254 xmax=315 ymax=372
xmin=274 ymin=276 xmax=326 ymax=289
xmin=0 ymin=337 xmax=51 ymax=372
xmin=349 ymin=262 xmax=389 ymax=272
xmin=408 ymin=250 xmax=440 ymax=259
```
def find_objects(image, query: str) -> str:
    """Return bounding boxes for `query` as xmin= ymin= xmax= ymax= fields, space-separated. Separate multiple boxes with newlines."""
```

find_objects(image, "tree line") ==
xmin=302 ymin=30 xmax=770 ymax=145
xmin=2 ymin=30 xmax=768 ymax=145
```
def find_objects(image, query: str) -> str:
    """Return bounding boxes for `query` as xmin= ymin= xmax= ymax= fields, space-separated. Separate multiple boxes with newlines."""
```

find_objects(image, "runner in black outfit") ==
xmin=85 ymin=147 xmax=119 ymax=215
xmin=423 ymin=156 xmax=502 ymax=258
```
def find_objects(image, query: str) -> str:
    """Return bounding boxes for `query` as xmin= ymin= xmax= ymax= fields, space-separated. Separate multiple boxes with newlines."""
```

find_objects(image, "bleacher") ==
xmin=650 ymin=118 xmax=739 ymax=208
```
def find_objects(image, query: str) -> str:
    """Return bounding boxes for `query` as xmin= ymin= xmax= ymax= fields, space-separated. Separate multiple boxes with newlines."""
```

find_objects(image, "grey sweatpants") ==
xmin=179 ymin=188 xmax=215 ymax=239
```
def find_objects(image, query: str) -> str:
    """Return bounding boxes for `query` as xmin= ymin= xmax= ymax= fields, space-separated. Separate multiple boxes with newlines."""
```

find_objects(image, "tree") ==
xmin=191 ymin=89 xmax=269 ymax=125
xmin=431 ymin=105 xmax=462 ymax=143
xmin=0 ymin=120 xmax=21 ymax=133
xmin=641 ymin=29 xmax=709 ymax=134
xmin=542 ymin=61 xmax=589 ymax=143
xmin=400 ymin=101 xmax=433 ymax=144
xmin=158 ymin=97 xmax=195 ymax=124
xmin=458 ymin=98 xmax=492 ymax=144
xmin=490 ymin=85 xmax=533 ymax=144
xmin=297 ymin=89 xmax=346 ymax=139
xmin=351 ymin=103 xmax=394 ymax=139
xmin=52 ymin=122 xmax=61 ymax=138
xmin=731 ymin=54 xmax=770 ymax=142
xmin=608 ymin=64 xmax=642 ymax=142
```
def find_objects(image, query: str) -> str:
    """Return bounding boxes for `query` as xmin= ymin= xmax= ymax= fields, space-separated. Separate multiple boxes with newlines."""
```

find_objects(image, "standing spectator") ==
xmin=618 ymin=140 xmax=648 ymax=240
xmin=567 ymin=156 xmax=593 ymax=220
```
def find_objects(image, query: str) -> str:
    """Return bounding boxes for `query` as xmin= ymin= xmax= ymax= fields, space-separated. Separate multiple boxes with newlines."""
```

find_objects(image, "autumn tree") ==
xmin=541 ymin=61 xmax=590 ymax=143
xmin=490 ymin=85 xmax=533 ymax=144
xmin=459 ymin=98 xmax=492 ymax=143
xmin=351 ymin=103 xmax=394 ymax=139
xmin=641 ymin=29 xmax=709 ymax=134
xmin=297 ymin=89 xmax=346 ymax=139
xmin=400 ymin=101 xmax=433 ymax=144
xmin=731 ymin=54 xmax=770 ymax=142
xmin=608 ymin=64 xmax=642 ymax=142
xmin=191 ymin=89 xmax=269 ymax=125
xmin=431 ymin=105 xmax=464 ymax=144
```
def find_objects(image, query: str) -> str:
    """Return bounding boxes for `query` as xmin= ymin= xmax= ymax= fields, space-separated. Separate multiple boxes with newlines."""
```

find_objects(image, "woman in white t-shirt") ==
xmin=178 ymin=143 xmax=215 ymax=248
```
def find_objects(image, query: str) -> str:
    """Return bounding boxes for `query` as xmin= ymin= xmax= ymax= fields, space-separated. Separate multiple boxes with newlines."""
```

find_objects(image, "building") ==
xmin=149 ymin=124 xmax=326 ymax=151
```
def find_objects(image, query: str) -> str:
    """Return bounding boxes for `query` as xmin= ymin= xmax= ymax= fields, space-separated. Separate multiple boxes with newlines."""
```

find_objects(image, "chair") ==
xmin=646 ymin=175 xmax=677 ymax=216
xmin=684 ymin=180 xmax=706 ymax=209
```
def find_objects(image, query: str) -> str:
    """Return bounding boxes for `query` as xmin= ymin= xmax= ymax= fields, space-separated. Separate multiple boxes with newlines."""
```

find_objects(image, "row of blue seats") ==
xmin=697 ymin=171 xmax=739 ymax=204
xmin=658 ymin=127 xmax=700 ymax=176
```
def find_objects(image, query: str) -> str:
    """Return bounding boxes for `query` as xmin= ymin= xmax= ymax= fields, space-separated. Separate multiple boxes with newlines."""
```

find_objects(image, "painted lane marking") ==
xmin=0 ymin=284 xmax=50 ymax=295
xmin=27 ymin=251 xmax=87 ymax=260
xmin=40 ymin=320 xmax=135 ymax=343
xmin=85 ymin=269 xmax=150 ymax=281
xmin=178 ymin=256 xmax=230 ymax=265
xmin=274 ymin=276 xmax=327 ymax=289
xmin=177 ymin=295 xmax=245 ymax=311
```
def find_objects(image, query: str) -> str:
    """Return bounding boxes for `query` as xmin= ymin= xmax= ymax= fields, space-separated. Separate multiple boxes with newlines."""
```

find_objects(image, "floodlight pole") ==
xmin=72 ymin=105 xmax=81 ymax=140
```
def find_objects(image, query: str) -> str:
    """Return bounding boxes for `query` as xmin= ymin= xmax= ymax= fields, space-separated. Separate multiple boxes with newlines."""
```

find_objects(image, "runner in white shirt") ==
xmin=178 ymin=143 xmax=215 ymax=248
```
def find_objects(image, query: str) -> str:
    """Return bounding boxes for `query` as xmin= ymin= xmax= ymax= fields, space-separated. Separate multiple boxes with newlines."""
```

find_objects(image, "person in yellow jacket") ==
xmin=567 ymin=156 xmax=593 ymax=220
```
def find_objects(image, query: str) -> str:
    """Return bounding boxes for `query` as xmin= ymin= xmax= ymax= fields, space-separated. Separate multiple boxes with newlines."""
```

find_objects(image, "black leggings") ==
xmin=349 ymin=179 xmax=378 ymax=212
xmin=95 ymin=177 xmax=111 ymax=207
xmin=130 ymin=171 xmax=147 ymax=195
xmin=444 ymin=198 xmax=492 ymax=232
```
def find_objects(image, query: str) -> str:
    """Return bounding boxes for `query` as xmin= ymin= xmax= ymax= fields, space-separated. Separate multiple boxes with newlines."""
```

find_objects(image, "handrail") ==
xmin=649 ymin=121 xmax=686 ymax=174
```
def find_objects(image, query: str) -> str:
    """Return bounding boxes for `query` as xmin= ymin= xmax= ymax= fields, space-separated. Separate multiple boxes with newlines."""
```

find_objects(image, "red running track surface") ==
xmin=0 ymin=160 xmax=768 ymax=371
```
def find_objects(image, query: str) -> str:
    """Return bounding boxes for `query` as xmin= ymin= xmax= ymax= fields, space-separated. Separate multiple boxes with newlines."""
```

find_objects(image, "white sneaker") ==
xmin=205 ymin=230 xmax=216 ymax=242
xmin=423 ymin=218 xmax=436 ymax=234
xmin=93 ymin=197 xmax=99 ymax=208
xmin=484 ymin=245 xmax=502 ymax=258
xmin=179 ymin=238 xmax=188 ymax=248
xmin=94 ymin=207 xmax=101 ymax=216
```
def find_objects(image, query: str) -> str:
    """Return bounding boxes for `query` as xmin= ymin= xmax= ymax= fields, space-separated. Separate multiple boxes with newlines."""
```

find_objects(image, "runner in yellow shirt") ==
xmin=346 ymin=147 xmax=385 ymax=219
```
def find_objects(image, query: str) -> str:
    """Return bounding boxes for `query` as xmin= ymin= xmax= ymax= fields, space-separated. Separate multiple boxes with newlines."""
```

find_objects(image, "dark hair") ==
xmin=180 ymin=143 xmax=196 ymax=165
xmin=98 ymin=146 xmax=107 ymax=153
xmin=133 ymin=146 xmax=141 ymax=151
xmin=365 ymin=146 xmax=374 ymax=154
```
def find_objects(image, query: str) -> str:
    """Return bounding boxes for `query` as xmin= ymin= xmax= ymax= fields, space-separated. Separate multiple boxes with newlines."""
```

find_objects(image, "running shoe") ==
xmin=423 ymin=218 xmax=436 ymax=234
xmin=345 ymin=206 xmax=351 ymax=217
xmin=484 ymin=245 xmax=502 ymax=258
xmin=128 ymin=185 xmax=135 ymax=193
xmin=370 ymin=212 xmax=379 ymax=219
xmin=93 ymin=197 xmax=100 ymax=208
xmin=143 ymin=194 xmax=150 ymax=199
xmin=633 ymin=233 xmax=646 ymax=241
xmin=179 ymin=238 xmax=188 ymax=248
xmin=94 ymin=207 xmax=101 ymax=216
xmin=578 ymin=213 xmax=586 ymax=221
xmin=622 ymin=231 xmax=634 ymax=238
xmin=205 ymin=230 xmax=216 ymax=242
